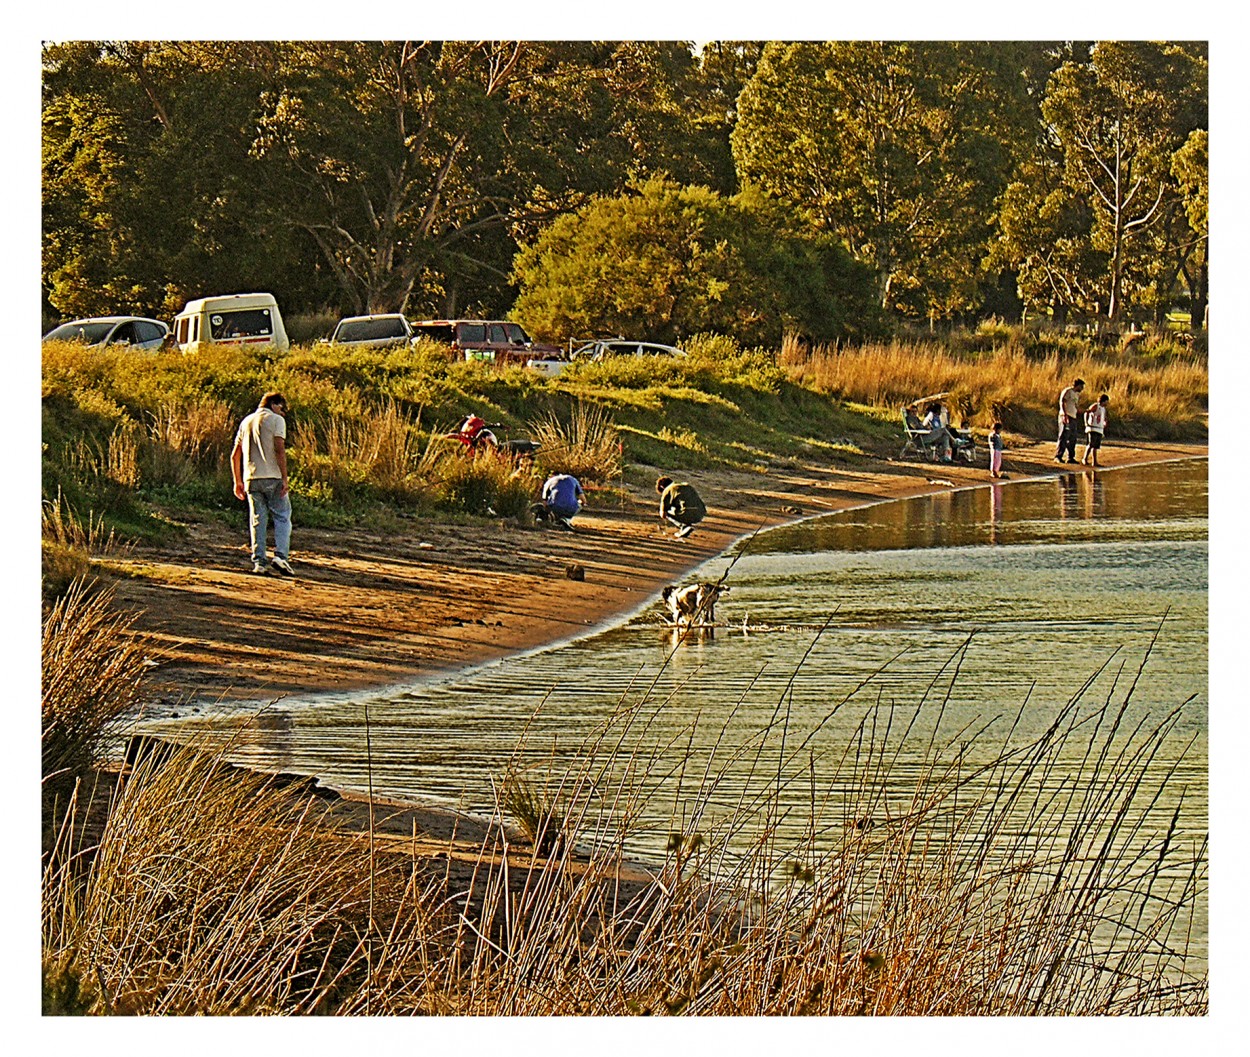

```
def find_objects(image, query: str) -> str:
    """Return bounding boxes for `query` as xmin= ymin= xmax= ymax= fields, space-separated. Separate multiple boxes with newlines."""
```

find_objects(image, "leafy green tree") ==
xmin=731 ymin=41 xmax=1034 ymax=320
xmin=1037 ymin=41 xmax=1207 ymax=322
xmin=510 ymin=178 xmax=876 ymax=346
xmin=688 ymin=42 xmax=765 ymax=194
xmin=42 ymin=41 xmax=323 ymax=319
xmin=43 ymin=41 xmax=734 ymax=321
xmin=1170 ymin=128 xmax=1208 ymax=326
xmin=989 ymin=154 xmax=1106 ymax=324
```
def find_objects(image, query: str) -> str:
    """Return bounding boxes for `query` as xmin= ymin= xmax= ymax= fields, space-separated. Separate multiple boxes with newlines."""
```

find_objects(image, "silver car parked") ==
xmin=326 ymin=313 xmax=416 ymax=348
xmin=43 ymin=316 xmax=170 ymax=350
xmin=571 ymin=339 xmax=688 ymax=361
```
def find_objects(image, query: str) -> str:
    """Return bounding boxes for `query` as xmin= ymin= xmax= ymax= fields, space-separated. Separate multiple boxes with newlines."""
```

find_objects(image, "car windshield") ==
xmin=502 ymin=323 xmax=530 ymax=344
xmin=209 ymin=308 xmax=274 ymax=340
xmin=334 ymin=317 xmax=407 ymax=342
xmin=46 ymin=321 xmax=115 ymax=344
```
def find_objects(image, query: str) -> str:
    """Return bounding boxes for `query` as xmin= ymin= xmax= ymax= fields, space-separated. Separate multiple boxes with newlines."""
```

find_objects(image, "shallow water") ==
xmin=140 ymin=459 xmax=1209 ymax=967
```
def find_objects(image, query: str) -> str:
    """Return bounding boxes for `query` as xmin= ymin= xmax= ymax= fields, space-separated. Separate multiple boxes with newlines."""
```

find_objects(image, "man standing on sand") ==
xmin=656 ymin=476 xmax=707 ymax=539
xmin=231 ymin=392 xmax=294 ymax=576
xmin=1055 ymin=378 xmax=1085 ymax=464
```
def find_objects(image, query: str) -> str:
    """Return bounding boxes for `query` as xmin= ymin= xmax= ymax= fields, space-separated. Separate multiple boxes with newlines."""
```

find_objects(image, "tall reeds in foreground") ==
xmin=41 ymin=582 xmax=149 ymax=802
xmin=42 ymin=746 xmax=444 ymax=1014
xmin=42 ymin=625 xmax=1207 ymax=1015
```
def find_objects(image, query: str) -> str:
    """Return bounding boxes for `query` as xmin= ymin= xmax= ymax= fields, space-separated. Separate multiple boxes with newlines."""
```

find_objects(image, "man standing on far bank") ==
xmin=1055 ymin=377 xmax=1085 ymax=464
xmin=231 ymin=392 xmax=294 ymax=576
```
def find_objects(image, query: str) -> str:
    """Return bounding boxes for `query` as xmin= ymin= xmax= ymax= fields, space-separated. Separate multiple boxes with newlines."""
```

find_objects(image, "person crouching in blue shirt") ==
xmin=538 ymin=473 xmax=585 ymax=530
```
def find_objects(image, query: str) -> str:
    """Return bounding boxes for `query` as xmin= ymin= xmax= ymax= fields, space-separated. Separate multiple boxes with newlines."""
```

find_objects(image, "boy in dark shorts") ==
xmin=1082 ymin=393 xmax=1110 ymax=467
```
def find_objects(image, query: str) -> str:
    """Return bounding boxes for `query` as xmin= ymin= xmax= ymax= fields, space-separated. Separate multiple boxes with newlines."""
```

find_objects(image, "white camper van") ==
xmin=173 ymin=292 xmax=290 ymax=353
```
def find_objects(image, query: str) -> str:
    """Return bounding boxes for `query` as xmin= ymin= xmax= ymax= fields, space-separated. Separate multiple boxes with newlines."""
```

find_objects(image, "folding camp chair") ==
xmin=899 ymin=408 xmax=945 ymax=461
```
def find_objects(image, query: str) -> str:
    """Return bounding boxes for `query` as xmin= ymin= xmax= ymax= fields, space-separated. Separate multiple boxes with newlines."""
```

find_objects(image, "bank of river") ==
xmin=139 ymin=461 xmax=1207 ymax=968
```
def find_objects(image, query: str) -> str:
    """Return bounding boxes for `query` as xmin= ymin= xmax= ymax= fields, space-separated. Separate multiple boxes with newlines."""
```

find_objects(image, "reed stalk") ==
xmin=42 ymin=618 xmax=1206 ymax=1015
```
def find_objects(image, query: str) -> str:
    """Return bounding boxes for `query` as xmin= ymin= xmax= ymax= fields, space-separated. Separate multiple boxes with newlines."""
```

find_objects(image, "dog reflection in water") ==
xmin=662 ymin=581 xmax=729 ymax=637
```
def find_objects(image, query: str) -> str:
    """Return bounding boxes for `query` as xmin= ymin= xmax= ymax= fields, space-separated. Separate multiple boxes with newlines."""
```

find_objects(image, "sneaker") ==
xmin=270 ymin=556 xmax=295 ymax=576
xmin=250 ymin=561 xmax=269 ymax=575
xmin=557 ymin=518 xmax=576 ymax=532
xmin=674 ymin=524 xmax=695 ymax=539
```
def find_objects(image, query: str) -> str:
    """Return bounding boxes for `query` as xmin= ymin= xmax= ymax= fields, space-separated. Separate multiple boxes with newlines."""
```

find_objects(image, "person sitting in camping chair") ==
xmin=945 ymin=413 xmax=977 ymax=462
xmin=902 ymin=406 xmax=944 ymax=461
xmin=920 ymin=403 xmax=953 ymax=462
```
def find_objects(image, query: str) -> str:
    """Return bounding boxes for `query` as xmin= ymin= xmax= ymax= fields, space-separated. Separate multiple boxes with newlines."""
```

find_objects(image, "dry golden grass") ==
xmin=146 ymin=398 xmax=236 ymax=464
xmin=41 ymin=491 xmax=119 ymax=557
xmin=43 ymin=747 xmax=443 ymax=1014
xmin=294 ymin=399 xmax=428 ymax=498
xmin=783 ymin=335 xmax=1207 ymax=439
xmin=41 ymin=583 xmax=150 ymax=799
xmin=42 ymin=629 xmax=1207 ymax=1016
xmin=41 ymin=492 xmax=128 ymax=603
xmin=531 ymin=401 xmax=623 ymax=484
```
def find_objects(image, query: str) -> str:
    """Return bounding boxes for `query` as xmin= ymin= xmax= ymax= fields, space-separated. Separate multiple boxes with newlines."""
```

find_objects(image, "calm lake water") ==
xmin=139 ymin=459 xmax=1208 ymax=965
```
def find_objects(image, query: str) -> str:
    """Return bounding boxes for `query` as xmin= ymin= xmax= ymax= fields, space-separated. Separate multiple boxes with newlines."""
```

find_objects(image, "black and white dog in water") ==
xmin=662 ymin=581 xmax=729 ymax=629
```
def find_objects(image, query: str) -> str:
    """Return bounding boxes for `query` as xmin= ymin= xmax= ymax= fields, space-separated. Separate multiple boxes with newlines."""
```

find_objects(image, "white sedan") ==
xmin=572 ymin=339 xmax=688 ymax=361
xmin=43 ymin=316 xmax=170 ymax=350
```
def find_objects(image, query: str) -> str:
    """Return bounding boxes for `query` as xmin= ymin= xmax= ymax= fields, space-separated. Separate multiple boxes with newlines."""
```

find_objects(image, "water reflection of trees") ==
xmin=749 ymin=461 xmax=1205 ymax=555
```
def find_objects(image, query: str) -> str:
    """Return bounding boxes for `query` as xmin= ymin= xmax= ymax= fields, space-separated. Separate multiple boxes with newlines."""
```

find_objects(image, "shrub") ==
xmin=512 ymin=178 xmax=874 ymax=347
xmin=531 ymin=402 xmax=622 ymax=484
xmin=434 ymin=448 xmax=539 ymax=519
xmin=500 ymin=768 xmax=566 ymax=856
xmin=41 ymin=584 xmax=149 ymax=805
xmin=284 ymin=310 xmax=338 ymax=345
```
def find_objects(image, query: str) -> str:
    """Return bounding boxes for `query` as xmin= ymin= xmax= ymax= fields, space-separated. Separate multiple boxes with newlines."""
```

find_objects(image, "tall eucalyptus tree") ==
xmin=731 ymin=41 xmax=1037 ymax=320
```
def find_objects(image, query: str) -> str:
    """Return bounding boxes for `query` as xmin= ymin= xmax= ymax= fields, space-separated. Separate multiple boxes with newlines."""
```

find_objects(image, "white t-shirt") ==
xmin=235 ymin=406 xmax=286 ymax=482
xmin=1059 ymin=386 xmax=1081 ymax=422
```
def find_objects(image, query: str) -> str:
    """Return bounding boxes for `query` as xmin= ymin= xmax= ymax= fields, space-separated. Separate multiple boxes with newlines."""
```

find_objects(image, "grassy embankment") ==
xmin=41 ymin=322 xmax=1206 ymax=599
xmin=41 ymin=323 xmax=1208 ymax=1014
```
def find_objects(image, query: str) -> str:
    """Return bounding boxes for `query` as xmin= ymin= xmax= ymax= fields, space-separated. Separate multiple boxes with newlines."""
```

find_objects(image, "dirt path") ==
xmin=111 ymin=438 xmax=1206 ymax=711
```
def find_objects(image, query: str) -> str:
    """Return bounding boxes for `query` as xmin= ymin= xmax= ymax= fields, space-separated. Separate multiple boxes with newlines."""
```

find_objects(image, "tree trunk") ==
xmin=1189 ymin=243 xmax=1208 ymax=331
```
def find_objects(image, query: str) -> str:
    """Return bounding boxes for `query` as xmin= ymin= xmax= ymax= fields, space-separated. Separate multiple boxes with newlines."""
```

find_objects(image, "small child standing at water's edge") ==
xmin=1082 ymin=394 xmax=1110 ymax=467
xmin=989 ymin=421 xmax=1005 ymax=478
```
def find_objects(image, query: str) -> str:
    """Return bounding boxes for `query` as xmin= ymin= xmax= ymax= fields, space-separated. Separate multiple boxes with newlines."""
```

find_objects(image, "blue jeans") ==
xmin=247 ymin=478 xmax=291 ymax=563
xmin=1056 ymin=419 xmax=1079 ymax=460
xmin=547 ymin=501 xmax=578 ymax=521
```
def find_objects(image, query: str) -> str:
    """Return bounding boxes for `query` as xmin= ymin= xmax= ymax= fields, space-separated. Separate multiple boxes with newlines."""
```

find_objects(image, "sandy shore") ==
xmin=112 ymin=437 xmax=1206 ymax=713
